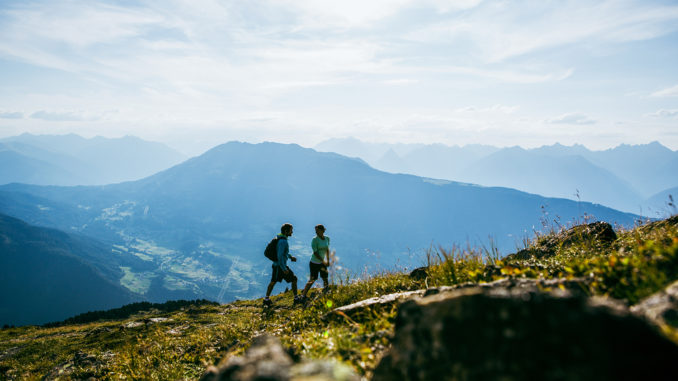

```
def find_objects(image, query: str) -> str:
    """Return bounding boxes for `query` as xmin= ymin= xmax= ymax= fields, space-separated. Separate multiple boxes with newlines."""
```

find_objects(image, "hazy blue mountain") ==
xmin=0 ymin=133 xmax=187 ymax=185
xmin=531 ymin=143 xmax=592 ymax=157
xmin=374 ymin=148 xmax=408 ymax=173
xmin=580 ymin=142 xmax=678 ymax=198
xmin=0 ymin=142 xmax=638 ymax=306
xmin=455 ymin=147 xmax=644 ymax=213
xmin=644 ymin=186 xmax=678 ymax=218
xmin=392 ymin=144 xmax=498 ymax=179
xmin=0 ymin=213 xmax=141 ymax=326
xmin=0 ymin=147 xmax=77 ymax=185
xmin=315 ymin=137 xmax=425 ymax=164
xmin=316 ymin=139 xmax=499 ymax=179
xmin=316 ymin=138 xmax=676 ymax=213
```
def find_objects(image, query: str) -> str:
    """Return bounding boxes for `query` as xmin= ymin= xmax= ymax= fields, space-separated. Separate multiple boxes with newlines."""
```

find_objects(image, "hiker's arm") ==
xmin=324 ymin=238 xmax=331 ymax=266
xmin=311 ymin=239 xmax=318 ymax=260
xmin=277 ymin=239 xmax=288 ymax=272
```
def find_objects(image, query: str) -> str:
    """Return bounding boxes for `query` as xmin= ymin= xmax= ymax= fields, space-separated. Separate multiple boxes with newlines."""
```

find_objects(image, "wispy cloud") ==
xmin=437 ymin=66 xmax=574 ymax=84
xmin=277 ymin=0 xmax=483 ymax=29
xmin=651 ymin=84 xmax=678 ymax=97
xmin=405 ymin=1 xmax=678 ymax=63
xmin=548 ymin=113 xmax=596 ymax=125
xmin=30 ymin=110 xmax=99 ymax=122
xmin=647 ymin=109 xmax=678 ymax=118
xmin=0 ymin=111 xmax=24 ymax=119
xmin=383 ymin=78 xmax=419 ymax=86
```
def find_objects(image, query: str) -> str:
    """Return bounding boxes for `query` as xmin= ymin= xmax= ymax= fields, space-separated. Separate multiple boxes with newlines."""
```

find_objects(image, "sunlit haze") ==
xmin=1 ymin=0 xmax=677 ymax=155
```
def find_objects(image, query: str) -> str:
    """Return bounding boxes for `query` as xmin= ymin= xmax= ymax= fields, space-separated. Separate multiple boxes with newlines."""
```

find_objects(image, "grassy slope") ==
xmin=1 ymin=216 xmax=677 ymax=380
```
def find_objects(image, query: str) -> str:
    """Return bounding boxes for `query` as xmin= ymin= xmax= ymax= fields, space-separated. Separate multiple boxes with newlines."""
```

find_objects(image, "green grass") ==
xmin=2 ymin=216 xmax=677 ymax=380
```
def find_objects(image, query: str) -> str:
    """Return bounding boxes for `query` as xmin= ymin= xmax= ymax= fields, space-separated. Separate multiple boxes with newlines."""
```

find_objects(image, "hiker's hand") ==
xmin=290 ymin=256 xmax=297 ymax=262
xmin=324 ymin=261 xmax=330 ymax=267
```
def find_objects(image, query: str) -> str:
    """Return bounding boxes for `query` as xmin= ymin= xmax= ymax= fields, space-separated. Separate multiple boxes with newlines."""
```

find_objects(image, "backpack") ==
xmin=264 ymin=237 xmax=280 ymax=262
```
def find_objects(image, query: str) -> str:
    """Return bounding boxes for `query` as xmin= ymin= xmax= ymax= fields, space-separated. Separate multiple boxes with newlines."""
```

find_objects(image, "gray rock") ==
xmin=290 ymin=360 xmax=359 ymax=381
xmin=631 ymin=280 xmax=678 ymax=328
xmin=373 ymin=286 xmax=678 ymax=381
xmin=326 ymin=290 xmax=425 ymax=321
xmin=408 ymin=267 xmax=428 ymax=280
xmin=200 ymin=335 xmax=359 ymax=381
xmin=326 ymin=277 xmax=591 ymax=321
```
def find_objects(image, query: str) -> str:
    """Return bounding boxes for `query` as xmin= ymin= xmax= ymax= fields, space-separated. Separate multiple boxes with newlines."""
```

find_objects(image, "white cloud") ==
xmin=436 ymin=66 xmax=574 ymax=84
xmin=275 ymin=0 xmax=482 ymax=29
xmin=30 ymin=110 xmax=100 ymax=122
xmin=647 ymin=109 xmax=678 ymax=118
xmin=548 ymin=113 xmax=597 ymax=125
xmin=651 ymin=84 xmax=678 ymax=97
xmin=455 ymin=105 xmax=519 ymax=114
xmin=383 ymin=79 xmax=419 ymax=85
xmin=1 ymin=2 xmax=164 ymax=48
xmin=405 ymin=1 xmax=678 ymax=63
xmin=0 ymin=111 xmax=24 ymax=119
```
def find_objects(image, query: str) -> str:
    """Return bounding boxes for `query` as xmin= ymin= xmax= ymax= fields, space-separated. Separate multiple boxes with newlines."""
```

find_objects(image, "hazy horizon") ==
xmin=2 ymin=131 xmax=677 ymax=158
xmin=1 ymin=1 xmax=678 ymax=155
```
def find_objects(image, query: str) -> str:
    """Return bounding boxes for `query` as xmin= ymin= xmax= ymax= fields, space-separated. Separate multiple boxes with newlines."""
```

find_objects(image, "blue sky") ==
xmin=1 ymin=0 xmax=677 ymax=155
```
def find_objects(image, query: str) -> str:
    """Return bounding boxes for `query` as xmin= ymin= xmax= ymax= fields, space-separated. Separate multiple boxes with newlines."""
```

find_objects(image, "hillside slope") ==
xmin=0 ymin=213 xmax=141 ymax=326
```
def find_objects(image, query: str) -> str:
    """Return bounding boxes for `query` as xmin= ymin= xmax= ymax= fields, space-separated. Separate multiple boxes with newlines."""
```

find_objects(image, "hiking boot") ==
xmin=293 ymin=295 xmax=303 ymax=305
xmin=322 ymin=286 xmax=330 ymax=294
xmin=263 ymin=298 xmax=272 ymax=307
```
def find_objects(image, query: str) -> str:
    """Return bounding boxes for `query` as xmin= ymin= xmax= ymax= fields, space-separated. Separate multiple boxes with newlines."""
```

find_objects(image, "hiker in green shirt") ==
xmin=300 ymin=224 xmax=330 ymax=301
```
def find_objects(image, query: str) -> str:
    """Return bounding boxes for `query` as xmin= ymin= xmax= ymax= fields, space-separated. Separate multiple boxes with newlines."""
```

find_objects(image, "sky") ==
xmin=1 ymin=0 xmax=677 ymax=155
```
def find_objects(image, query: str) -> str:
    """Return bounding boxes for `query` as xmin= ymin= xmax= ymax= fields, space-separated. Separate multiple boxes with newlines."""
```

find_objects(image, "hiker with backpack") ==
xmin=263 ymin=223 xmax=301 ymax=307
xmin=300 ymin=224 xmax=331 ymax=302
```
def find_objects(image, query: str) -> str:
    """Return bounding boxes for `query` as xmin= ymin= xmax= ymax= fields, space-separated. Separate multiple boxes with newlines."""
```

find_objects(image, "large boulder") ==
xmin=200 ymin=335 xmax=358 ymax=381
xmin=373 ymin=286 xmax=678 ymax=381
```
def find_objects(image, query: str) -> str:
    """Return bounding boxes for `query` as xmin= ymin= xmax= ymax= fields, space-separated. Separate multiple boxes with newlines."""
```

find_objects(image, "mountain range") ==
xmin=0 ymin=141 xmax=639 ymax=325
xmin=315 ymin=138 xmax=678 ymax=214
xmin=0 ymin=133 xmax=186 ymax=186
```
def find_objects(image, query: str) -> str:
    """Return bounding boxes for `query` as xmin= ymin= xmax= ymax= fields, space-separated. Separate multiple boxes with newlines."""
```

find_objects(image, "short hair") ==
xmin=281 ymin=223 xmax=293 ymax=235
xmin=315 ymin=224 xmax=325 ymax=231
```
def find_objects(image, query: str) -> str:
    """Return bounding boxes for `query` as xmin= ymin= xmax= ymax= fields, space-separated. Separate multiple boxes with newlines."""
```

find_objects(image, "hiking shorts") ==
xmin=271 ymin=265 xmax=297 ymax=284
xmin=309 ymin=262 xmax=328 ymax=281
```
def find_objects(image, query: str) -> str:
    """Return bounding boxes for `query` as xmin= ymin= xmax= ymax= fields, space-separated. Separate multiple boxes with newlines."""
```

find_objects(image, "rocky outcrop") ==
xmin=42 ymin=350 xmax=114 ymax=380
xmin=408 ymin=267 xmax=428 ymax=280
xmin=326 ymin=277 xmax=591 ymax=321
xmin=373 ymin=286 xmax=678 ymax=381
xmin=507 ymin=221 xmax=617 ymax=260
xmin=631 ymin=280 xmax=678 ymax=329
xmin=200 ymin=335 xmax=358 ymax=381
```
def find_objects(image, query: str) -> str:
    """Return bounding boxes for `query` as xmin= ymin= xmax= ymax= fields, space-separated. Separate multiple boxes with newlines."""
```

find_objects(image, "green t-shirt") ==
xmin=311 ymin=236 xmax=330 ymax=264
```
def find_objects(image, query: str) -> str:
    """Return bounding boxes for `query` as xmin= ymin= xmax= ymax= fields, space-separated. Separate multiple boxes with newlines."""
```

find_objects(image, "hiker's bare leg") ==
xmin=266 ymin=282 xmax=275 ymax=297
xmin=302 ymin=277 xmax=316 ymax=297
xmin=292 ymin=278 xmax=298 ymax=296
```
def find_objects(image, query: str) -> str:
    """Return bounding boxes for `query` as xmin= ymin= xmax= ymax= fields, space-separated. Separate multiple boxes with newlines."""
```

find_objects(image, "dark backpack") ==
xmin=264 ymin=237 xmax=280 ymax=262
